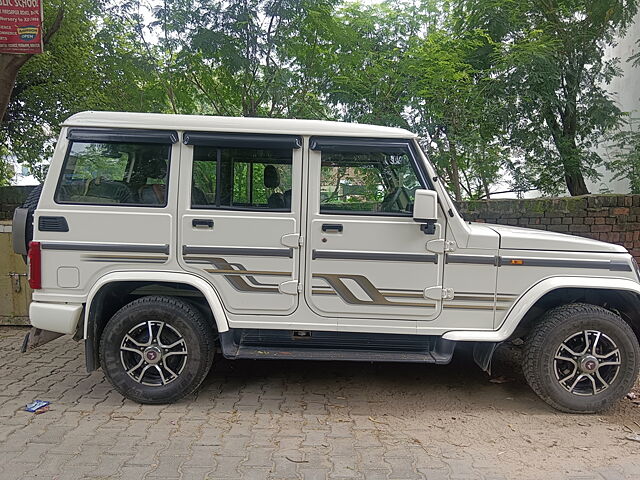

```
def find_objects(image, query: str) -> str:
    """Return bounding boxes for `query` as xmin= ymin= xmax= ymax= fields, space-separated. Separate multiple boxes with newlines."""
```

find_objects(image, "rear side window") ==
xmin=191 ymin=146 xmax=293 ymax=211
xmin=56 ymin=142 xmax=171 ymax=206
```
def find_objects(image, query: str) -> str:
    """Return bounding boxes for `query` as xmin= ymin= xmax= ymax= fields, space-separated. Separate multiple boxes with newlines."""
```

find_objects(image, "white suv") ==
xmin=13 ymin=111 xmax=640 ymax=412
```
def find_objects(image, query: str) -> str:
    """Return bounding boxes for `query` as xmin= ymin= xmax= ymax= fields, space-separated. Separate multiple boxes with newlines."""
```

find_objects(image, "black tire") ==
xmin=523 ymin=303 xmax=640 ymax=413
xmin=20 ymin=184 xmax=43 ymax=263
xmin=99 ymin=295 xmax=215 ymax=404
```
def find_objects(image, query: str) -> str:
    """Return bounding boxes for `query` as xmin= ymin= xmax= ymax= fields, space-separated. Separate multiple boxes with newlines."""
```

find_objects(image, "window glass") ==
xmin=320 ymin=150 xmax=422 ymax=215
xmin=192 ymin=146 xmax=293 ymax=211
xmin=56 ymin=142 xmax=170 ymax=206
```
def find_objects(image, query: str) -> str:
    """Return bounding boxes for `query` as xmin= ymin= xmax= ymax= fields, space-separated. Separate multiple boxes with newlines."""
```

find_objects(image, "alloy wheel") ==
xmin=553 ymin=330 xmax=621 ymax=396
xmin=119 ymin=320 xmax=188 ymax=386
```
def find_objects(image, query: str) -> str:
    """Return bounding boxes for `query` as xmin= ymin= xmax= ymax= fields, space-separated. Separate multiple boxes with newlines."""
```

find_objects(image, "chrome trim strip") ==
xmin=312 ymin=250 xmax=438 ymax=263
xmin=183 ymin=246 xmax=293 ymax=258
xmin=500 ymin=257 xmax=632 ymax=272
xmin=41 ymin=242 xmax=170 ymax=255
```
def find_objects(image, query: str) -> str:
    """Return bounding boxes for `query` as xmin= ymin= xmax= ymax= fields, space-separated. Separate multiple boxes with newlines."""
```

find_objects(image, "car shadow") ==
xmin=198 ymin=343 xmax=551 ymax=415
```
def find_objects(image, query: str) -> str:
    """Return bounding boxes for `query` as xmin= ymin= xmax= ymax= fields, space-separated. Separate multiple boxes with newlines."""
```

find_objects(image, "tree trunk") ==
xmin=563 ymin=165 xmax=590 ymax=196
xmin=447 ymin=139 xmax=463 ymax=201
xmin=544 ymin=108 xmax=590 ymax=196
xmin=0 ymin=56 xmax=27 ymax=123
xmin=0 ymin=8 xmax=64 ymax=124
xmin=556 ymin=136 xmax=590 ymax=196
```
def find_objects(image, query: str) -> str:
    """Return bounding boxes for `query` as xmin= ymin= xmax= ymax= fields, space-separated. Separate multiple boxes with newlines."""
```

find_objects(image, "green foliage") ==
xmin=461 ymin=0 xmax=639 ymax=195
xmin=1 ymin=0 xmax=638 ymax=198
xmin=0 ymin=145 xmax=13 ymax=186
xmin=607 ymin=123 xmax=640 ymax=194
xmin=130 ymin=0 xmax=338 ymax=118
xmin=0 ymin=0 xmax=166 ymax=182
xmin=406 ymin=29 xmax=508 ymax=199
xmin=67 ymin=144 xmax=129 ymax=182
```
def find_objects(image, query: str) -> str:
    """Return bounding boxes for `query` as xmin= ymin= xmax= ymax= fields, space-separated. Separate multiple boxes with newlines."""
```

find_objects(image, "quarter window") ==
xmin=320 ymin=150 xmax=422 ymax=215
xmin=191 ymin=146 xmax=293 ymax=211
xmin=56 ymin=142 xmax=170 ymax=206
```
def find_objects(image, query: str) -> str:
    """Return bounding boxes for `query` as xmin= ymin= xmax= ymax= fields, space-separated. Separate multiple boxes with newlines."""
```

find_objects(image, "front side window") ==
xmin=191 ymin=146 xmax=293 ymax=211
xmin=56 ymin=141 xmax=170 ymax=206
xmin=320 ymin=149 xmax=422 ymax=215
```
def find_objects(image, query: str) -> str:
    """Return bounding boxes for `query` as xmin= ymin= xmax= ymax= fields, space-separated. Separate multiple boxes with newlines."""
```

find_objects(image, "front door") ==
xmin=304 ymin=137 xmax=446 ymax=333
xmin=178 ymin=132 xmax=303 ymax=315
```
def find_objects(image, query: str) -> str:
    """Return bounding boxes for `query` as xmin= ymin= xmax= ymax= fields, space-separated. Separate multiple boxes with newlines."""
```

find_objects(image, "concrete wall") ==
xmin=458 ymin=194 xmax=640 ymax=263
xmin=590 ymin=11 xmax=640 ymax=193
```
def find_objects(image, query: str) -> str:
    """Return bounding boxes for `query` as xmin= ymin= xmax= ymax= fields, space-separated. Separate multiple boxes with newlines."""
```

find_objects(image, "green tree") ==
xmin=316 ymin=1 xmax=508 ymax=200
xmin=315 ymin=0 xmax=436 ymax=126
xmin=461 ymin=0 xmax=639 ymax=195
xmin=605 ymin=39 xmax=640 ymax=194
xmin=406 ymin=29 xmax=508 ymax=200
xmin=133 ymin=0 xmax=337 ymax=118
xmin=0 ymin=4 xmax=65 ymax=124
xmin=607 ymin=125 xmax=640 ymax=194
xmin=0 ymin=1 xmax=166 ymax=181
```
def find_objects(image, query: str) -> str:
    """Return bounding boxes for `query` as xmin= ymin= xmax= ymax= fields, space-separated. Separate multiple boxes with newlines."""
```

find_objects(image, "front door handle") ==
xmin=192 ymin=219 xmax=214 ymax=228
xmin=322 ymin=224 xmax=343 ymax=233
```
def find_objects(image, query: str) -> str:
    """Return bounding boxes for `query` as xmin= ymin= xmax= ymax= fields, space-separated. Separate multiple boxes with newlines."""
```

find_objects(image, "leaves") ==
xmin=0 ymin=0 xmax=638 ymax=197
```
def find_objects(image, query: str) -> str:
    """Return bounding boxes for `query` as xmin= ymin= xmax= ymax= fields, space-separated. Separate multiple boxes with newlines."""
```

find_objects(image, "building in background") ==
xmin=589 ymin=11 xmax=640 ymax=194
xmin=10 ymin=158 xmax=38 ymax=186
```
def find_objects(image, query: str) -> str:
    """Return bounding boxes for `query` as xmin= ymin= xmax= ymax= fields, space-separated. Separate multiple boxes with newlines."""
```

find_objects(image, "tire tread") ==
xmin=99 ymin=295 xmax=215 ymax=404
xmin=523 ymin=302 xmax=639 ymax=413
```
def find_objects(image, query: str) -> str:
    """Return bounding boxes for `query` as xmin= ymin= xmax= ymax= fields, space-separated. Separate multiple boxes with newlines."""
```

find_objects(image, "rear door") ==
xmin=304 ymin=137 xmax=446 ymax=333
xmin=178 ymin=132 xmax=303 ymax=315
xmin=35 ymin=128 xmax=178 ymax=297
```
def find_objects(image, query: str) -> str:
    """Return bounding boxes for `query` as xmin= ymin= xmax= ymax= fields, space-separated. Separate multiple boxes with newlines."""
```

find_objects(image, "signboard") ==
xmin=0 ymin=0 xmax=43 ymax=55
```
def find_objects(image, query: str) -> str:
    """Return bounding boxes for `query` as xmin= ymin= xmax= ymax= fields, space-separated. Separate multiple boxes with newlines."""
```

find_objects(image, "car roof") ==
xmin=63 ymin=111 xmax=417 ymax=139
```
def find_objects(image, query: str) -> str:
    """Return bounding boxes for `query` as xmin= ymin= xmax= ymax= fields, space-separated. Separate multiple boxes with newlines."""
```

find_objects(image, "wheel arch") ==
xmin=84 ymin=271 xmax=229 ymax=372
xmin=442 ymin=277 xmax=640 ymax=343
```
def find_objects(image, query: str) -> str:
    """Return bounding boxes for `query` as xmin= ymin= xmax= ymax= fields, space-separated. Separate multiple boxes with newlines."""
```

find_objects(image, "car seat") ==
xmin=264 ymin=165 xmax=285 ymax=209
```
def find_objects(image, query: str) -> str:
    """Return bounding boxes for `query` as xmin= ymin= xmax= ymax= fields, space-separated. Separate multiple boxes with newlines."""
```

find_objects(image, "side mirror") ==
xmin=413 ymin=189 xmax=438 ymax=235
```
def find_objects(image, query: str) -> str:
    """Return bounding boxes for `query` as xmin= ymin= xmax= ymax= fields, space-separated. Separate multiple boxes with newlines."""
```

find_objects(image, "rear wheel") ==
xmin=99 ymin=296 xmax=215 ymax=404
xmin=523 ymin=303 xmax=640 ymax=413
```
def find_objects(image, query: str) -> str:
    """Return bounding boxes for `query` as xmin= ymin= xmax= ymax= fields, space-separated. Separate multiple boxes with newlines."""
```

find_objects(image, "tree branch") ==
xmin=43 ymin=7 xmax=65 ymax=46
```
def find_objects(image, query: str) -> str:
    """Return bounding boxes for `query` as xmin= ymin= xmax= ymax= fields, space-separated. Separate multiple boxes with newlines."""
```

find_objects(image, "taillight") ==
xmin=27 ymin=241 xmax=41 ymax=290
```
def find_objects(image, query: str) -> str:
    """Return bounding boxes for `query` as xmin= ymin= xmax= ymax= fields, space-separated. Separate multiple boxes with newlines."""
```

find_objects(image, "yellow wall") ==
xmin=0 ymin=221 xmax=31 ymax=325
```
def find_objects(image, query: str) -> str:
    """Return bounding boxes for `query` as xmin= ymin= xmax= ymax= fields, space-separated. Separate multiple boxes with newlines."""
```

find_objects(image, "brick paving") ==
xmin=1 ymin=326 xmax=639 ymax=480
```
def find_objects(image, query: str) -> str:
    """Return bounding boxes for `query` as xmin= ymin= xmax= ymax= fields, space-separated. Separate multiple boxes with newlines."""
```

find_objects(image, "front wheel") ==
xmin=100 ymin=296 xmax=215 ymax=404
xmin=523 ymin=303 xmax=640 ymax=413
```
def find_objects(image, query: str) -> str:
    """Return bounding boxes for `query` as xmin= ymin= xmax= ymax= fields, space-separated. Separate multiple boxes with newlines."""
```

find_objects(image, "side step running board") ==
xmin=219 ymin=330 xmax=455 ymax=364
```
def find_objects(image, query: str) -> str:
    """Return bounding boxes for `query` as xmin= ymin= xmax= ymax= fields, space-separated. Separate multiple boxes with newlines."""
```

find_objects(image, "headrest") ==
xmin=264 ymin=165 xmax=280 ymax=189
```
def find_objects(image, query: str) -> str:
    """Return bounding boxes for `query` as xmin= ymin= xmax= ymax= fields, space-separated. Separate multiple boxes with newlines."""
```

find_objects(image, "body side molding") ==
xmin=312 ymin=249 xmax=437 ymax=263
xmin=183 ymin=245 xmax=293 ymax=258
xmin=42 ymin=242 xmax=170 ymax=254
xmin=441 ymin=276 xmax=640 ymax=342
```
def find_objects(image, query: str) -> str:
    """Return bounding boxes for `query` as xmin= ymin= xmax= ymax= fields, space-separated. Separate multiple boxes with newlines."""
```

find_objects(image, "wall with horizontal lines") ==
xmin=458 ymin=195 xmax=640 ymax=263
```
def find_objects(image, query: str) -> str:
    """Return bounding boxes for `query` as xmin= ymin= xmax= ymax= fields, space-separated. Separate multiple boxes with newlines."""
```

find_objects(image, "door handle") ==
xmin=322 ymin=223 xmax=343 ymax=233
xmin=192 ymin=219 xmax=214 ymax=228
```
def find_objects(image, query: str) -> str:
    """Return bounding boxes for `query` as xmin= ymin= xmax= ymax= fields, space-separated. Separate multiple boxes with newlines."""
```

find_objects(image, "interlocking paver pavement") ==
xmin=1 ymin=326 xmax=639 ymax=480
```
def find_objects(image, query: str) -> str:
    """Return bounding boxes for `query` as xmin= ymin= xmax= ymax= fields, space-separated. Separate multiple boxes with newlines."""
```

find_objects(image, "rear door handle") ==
xmin=192 ymin=219 xmax=214 ymax=228
xmin=322 ymin=223 xmax=343 ymax=233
